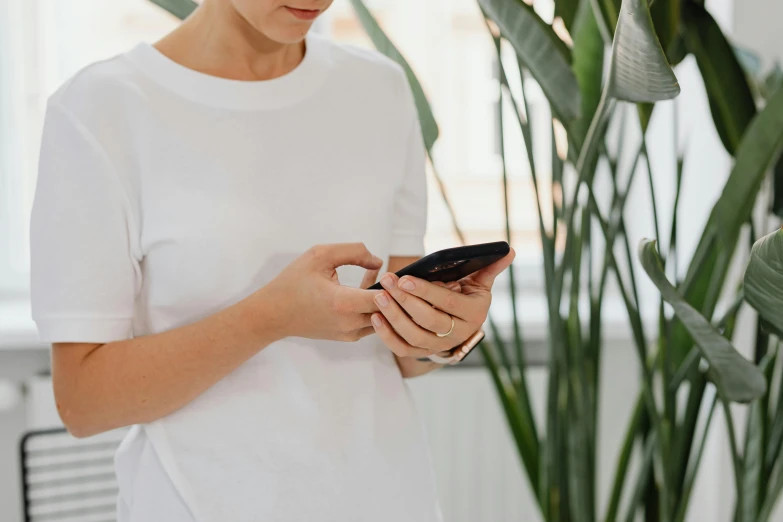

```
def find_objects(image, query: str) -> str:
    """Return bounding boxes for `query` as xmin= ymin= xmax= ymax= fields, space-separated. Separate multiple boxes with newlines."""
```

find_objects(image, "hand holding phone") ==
xmin=369 ymin=242 xmax=514 ymax=363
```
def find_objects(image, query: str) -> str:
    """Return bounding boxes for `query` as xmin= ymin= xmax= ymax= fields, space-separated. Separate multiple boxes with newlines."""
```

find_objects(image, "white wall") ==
xmin=734 ymin=1 xmax=783 ymax=67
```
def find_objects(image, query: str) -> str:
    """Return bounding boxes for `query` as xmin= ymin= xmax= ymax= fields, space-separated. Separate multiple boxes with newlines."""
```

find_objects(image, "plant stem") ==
xmin=480 ymin=340 xmax=543 ymax=505
xmin=494 ymin=36 xmax=527 ymax=383
xmin=587 ymin=190 xmax=671 ymax=504
xmin=604 ymin=395 xmax=643 ymax=522
xmin=642 ymin=135 xmax=674 ymax=518
xmin=723 ymin=400 xmax=744 ymax=518
xmin=673 ymin=392 xmax=719 ymax=522
xmin=556 ymin=86 xmax=616 ymax=308
xmin=623 ymin=433 xmax=659 ymax=522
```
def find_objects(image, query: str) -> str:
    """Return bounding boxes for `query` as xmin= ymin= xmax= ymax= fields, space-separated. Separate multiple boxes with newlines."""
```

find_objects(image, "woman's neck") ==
xmin=153 ymin=0 xmax=305 ymax=82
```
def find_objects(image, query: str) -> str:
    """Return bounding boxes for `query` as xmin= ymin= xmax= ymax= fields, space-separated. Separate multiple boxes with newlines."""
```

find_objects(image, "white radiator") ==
xmin=407 ymin=368 xmax=546 ymax=522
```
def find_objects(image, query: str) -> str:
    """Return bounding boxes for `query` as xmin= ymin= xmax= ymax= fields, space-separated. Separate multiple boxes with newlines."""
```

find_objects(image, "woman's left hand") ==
xmin=371 ymin=249 xmax=515 ymax=357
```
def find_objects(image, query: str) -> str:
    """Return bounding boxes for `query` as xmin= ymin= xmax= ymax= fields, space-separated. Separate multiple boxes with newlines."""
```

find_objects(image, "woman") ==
xmin=29 ymin=1 xmax=514 ymax=520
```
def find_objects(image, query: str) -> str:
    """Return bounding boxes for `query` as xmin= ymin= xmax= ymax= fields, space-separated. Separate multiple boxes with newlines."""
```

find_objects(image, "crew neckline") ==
xmin=125 ymin=32 xmax=332 ymax=111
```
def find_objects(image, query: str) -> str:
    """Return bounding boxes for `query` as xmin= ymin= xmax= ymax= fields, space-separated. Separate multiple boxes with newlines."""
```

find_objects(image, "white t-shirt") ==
xmin=30 ymin=32 xmax=441 ymax=522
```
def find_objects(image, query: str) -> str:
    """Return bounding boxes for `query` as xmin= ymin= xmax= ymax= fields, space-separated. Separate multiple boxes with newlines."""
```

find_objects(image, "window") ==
xmin=0 ymin=0 xmax=178 ymax=295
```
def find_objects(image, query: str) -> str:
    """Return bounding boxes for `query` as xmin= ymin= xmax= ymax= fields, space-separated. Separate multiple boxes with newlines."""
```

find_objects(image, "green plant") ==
xmin=348 ymin=0 xmax=783 ymax=520
xmin=639 ymin=221 xmax=783 ymax=522
xmin=147 ymin=0 xmax=783 ymax=520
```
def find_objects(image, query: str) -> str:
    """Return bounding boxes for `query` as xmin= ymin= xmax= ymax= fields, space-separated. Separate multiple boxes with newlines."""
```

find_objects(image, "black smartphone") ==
xmin=368 ymin=241 xmax=510 ymax=290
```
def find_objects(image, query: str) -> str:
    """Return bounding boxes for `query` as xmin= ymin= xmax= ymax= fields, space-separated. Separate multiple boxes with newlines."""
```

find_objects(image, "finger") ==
xmin=352 ymin=326 xmax=375 ymax=341
xmin=370 ymin=313 xmax=433 ymax=358
xmin=337 ymin=286 xmax=382 ymax=314
xmin=396 ymin=275 xmax=479 ymax=321
xmin=469 ymin=248 xmax=516 ymax=289
xmin=360 ymin=268 xmax=381 ymax=290
xmin=313 ymin=243 xmax=383 ymax=271
xmin=378 ymin=272 xmax=460 ymax=336
xmin=374 ymin=289 xmax=456 ymax=352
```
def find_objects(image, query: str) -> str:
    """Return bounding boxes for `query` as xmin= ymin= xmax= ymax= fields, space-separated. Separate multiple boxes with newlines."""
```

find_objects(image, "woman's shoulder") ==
xmin=48 ymin=48 xmax=145 ymax=123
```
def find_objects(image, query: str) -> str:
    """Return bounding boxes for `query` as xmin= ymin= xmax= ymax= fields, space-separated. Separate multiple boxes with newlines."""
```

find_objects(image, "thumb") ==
xmin=470 ymin=248 xmax=516 ymax=289
xmin=314 ymin=243 xmax=384 ymax=271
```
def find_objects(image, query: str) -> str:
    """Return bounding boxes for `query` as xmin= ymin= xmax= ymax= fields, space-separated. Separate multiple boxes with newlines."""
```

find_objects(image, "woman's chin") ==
xmin=259 ymin=20 xmax=315 ymax=45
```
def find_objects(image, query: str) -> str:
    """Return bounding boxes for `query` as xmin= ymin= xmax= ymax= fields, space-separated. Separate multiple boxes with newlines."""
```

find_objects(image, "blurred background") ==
xmin=1 ymin=0 xmax=782 ymax=521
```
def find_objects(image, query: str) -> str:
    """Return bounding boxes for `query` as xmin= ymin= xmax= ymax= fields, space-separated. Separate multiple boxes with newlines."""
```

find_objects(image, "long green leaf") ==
xmin=622 ymin=433 xmax=658 ymax=522
xmin=571 ymin=0 xmax=606 ymax=147
xmin=148 ymin=0 xmax=197 ymax=19
xmin=589 ymin=0 xmax=619 ymax=41
xmin=676 ymin=84 xmax=783 ymax=366
xmin=668 ymin=33 xmax=689 ymax=66
xmin=697 ymin=84 xmax=783 ymax=268
xmin=668 ymin=289 xmax=744 ymax=398
xmin=772 ymin=156 xmax=783 ymax=220
xmin=349 ymin=0 xmax=439 ymax=152
xmin=765 ymin=352 xmax=783 ymax=480
xmin=724 ymin=400 xmax=745 ymax=517
xmin=672 ymin=373 xmax=707 ymax=506
xmin=479 ymin=342 xmax=542 ymax=501
xmin=492 ymin=36 xmax=541 ymax=462
xmin=759 ymin=456 xmax=783 ymax=521
xmin=673 ymin=392 xmax=718 ymax=522
xmin=639 ymin=240 xmax=767 ymax=403
xmin=604 ymin=395 xmax=643 ymax=522
xmin=741 ymin=398 xmax=766 ymax=522
xmin=545 ymin=361 xmax=563 ymax=521
xmin=478 ymin=0 xmax=582 ymax=122
xmin=744 ymin=228 xmax=783 ymax=337
xmin=566 ymin=211 xmax=593 ymax=522
xmin=650 ymin=0 xmax=680 ymax=59
xmin=607 ymin=0 xmax=681 ymax=102
xmin=555 ymin=88 xmax=615 ymax=308
xmin=567 ymin=398 xmax=592 ymax=522
xmin=637 ymin=103 xmax=655 ymax=133
xmin=555 ymin=0 xmax=582 ymax=32
xmin=682 ymin=3 xmax=757 ymax=155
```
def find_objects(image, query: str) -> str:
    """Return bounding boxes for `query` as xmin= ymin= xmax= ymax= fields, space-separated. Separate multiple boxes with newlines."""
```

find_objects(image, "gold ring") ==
xmin=436 ymin=316 xmax=455 ymax=338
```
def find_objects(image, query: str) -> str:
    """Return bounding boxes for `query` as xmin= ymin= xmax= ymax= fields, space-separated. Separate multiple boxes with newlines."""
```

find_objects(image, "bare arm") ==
xmin=52 ymin=243 xmax=382 ymax=438
xmin=52 ymin=290 xmax=281 ymax=438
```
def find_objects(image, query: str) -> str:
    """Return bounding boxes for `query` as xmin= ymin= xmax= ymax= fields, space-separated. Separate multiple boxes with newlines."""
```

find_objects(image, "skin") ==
xmin=51 ymin=0 xmax=516 ymax=438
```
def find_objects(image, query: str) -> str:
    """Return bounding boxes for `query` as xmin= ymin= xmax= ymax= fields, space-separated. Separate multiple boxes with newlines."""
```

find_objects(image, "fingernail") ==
xmin=400 ymin=278 xmax=415 ymax=291
xmin=381 ymin=275 xmax=394 ymax=289
xmin=375 ymin=293 xmax=389 ymax=307
xmin=372 ymin=314 xmax=382 ymax=327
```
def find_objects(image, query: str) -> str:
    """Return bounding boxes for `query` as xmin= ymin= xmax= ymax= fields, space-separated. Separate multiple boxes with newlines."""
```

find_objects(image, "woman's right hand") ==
xmin=248 ymin=243 xmax=383 ymax=342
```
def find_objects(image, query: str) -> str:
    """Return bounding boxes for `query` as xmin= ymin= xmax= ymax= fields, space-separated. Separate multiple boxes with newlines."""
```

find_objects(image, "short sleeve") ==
xmin=30 ymin=102 xmax=141 ymax=343
xmin=389 ymin=82 xmax=428 ymax=257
